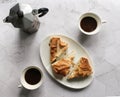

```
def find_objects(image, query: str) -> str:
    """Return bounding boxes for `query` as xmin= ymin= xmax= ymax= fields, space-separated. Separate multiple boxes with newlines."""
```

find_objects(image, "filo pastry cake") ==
xmin=49 ymin=37 xmax=68 ymax=63
xmin=52 ymin=51 xmax=75 ymax=76
xmin=68 ymin=57 xmax=92 ymax=79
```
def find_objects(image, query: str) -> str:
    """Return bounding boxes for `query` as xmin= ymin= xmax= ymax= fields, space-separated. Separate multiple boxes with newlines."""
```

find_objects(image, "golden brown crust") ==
xmin=49 ymin=37 xmax=68 ymax=63
xmin=52 ymin=59 xmax=71 ymax=76
xmin=49 ymin=37 xmax=60 ymax=63
xmin=68 ymin=57 xmax=92 ymax=79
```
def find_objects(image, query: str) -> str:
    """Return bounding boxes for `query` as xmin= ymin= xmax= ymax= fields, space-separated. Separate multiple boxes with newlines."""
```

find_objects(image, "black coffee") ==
xmin=25 ymin=68 xmax=41 ymax=85
xmin=80 ymin=16 xmax=97 ymax=32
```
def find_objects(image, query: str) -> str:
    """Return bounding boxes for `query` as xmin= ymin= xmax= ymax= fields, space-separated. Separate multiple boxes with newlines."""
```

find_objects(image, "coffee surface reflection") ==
xmin=80 ymin=17 xmax=97 ymax=32
xmin=25 ymin=68 xmax=41 ymax=85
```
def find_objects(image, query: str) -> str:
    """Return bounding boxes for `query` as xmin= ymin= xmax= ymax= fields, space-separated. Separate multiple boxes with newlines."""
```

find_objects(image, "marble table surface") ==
xmin=0 ymin=0 xmax=120 ymax=97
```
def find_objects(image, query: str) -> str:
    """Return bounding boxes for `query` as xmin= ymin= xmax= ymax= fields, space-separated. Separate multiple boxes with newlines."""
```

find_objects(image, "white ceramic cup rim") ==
xmin=20 ymin=66 xmax=43 ymax=90
xmin=78 ymin=12 xmax=102 ymax=35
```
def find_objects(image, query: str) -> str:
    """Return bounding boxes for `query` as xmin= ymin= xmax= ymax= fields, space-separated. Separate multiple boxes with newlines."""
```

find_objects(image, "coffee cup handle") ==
xmin=18 ymin=84 xmax=22 ymax=88
xmin=102 ymin=21 xmax=107 ymax=24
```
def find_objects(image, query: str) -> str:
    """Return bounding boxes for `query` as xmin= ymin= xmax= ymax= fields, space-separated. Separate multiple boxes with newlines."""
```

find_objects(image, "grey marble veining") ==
xmin=0 ymin=0 xmax=120 ymax=97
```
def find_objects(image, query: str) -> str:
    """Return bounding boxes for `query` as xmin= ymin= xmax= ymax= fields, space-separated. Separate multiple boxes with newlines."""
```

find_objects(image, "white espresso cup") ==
xmin=78 ymin=12 xmax=104 ymax=35
xmin=19 ymin=66 xmax=43 ymax=90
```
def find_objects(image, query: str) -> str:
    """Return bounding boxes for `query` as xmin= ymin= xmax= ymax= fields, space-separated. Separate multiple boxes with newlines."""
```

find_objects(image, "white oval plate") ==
xmin=40 ymin=35 xmax=94 ymax=89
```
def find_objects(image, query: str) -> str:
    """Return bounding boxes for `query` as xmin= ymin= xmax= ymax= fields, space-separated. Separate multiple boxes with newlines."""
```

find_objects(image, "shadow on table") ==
xmin=19 ymin=87 xmax=30 ymax=97
xmin=19 ymin=87 xmax=42 ymax=97
xmin=19 ymin=29 xmax=37 ymax=41
xmin=12 ymin=29 xmax=37 ymax=66
xmin=78 ymin=32 xmax=92 ymax=44
xmin=77 ymin=31 xmax=98 ymax=46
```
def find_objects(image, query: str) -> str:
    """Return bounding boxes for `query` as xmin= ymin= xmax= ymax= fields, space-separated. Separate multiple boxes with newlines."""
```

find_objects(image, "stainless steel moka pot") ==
xmin=3 ymin=3 xmax=49 ymax=33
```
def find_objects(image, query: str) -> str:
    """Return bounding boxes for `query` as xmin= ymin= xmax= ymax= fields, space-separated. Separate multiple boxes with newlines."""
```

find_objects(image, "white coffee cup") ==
xmin=78 ymin=12 xmax=104 ymax=35
xmin=19 ymin=66 xmax=43 ymax=90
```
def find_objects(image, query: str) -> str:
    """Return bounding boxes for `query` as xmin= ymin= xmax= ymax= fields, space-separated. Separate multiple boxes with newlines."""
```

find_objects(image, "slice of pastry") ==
xmin=52 ymin=52 xmax=75 ymax=76
xmin=67 ymin=57 xmax=92 ymax=79
xmin=49 ymin=37 xmax=68 ymax=63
